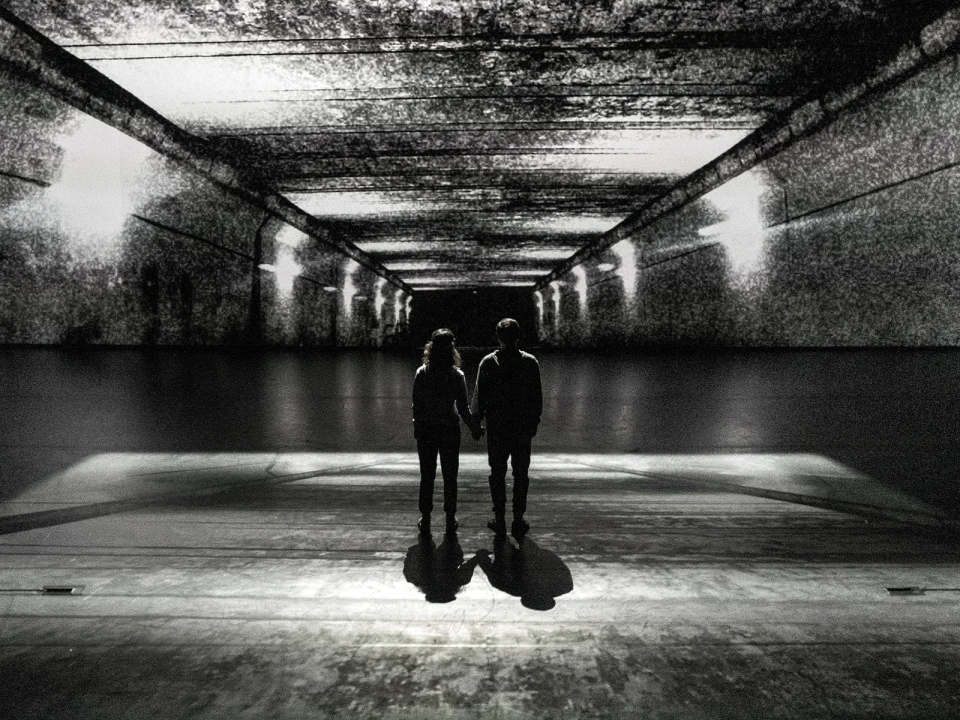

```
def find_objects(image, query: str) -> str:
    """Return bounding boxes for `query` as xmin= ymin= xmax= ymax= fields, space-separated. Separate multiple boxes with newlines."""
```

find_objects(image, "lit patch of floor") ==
xmin=1 ymin=453 xmax=959 ymax=718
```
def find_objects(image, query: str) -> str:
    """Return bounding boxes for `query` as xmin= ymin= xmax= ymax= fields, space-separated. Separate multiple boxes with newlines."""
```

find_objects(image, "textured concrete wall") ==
xmin=0 ymin=70 xmax=406 ymax=346
xmin=542 ymin=52 xmax=960 ymax=348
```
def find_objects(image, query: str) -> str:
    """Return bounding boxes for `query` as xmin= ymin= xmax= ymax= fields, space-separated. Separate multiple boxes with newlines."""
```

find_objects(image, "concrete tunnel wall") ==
xmin=540 ymin=50 xmax=960 ymax=348
xmin=0 ymin=67 xmax=411 ymax=348
xmin=3 ymin=48 xmax=960 ymax=350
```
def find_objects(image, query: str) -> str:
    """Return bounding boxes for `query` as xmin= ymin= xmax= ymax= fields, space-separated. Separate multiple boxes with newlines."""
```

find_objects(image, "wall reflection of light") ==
xmin=273 ymin=248 xmax=302 ymax=297
xmin=272 ymin=227 xmax=305 ymax=299
xmin=266 ymin=356 xmax=308 ymax=441
xmin=534 ymin=290 xmax=544 ymax=328
xmin=550 ymin=281 xmax=562 ymax=324
xmin=374 ymin=277 xmax=388 ymax=325
xmin=405 ymin=295 xmax=413 ymax=321
xmin=394 ymin=289 xmax=404 ymax=323
xmin=47 ymin=115 xmax=153 ymax=256
xmin=700 ymin=170 xmax=768 ymax=274
xmin=572 ymin=266 xmax=588 ymax=312
xmin=342 ymin=259 xmax=360 ymax=317
xmin=611 ymin=239 xmax=637 ymax=298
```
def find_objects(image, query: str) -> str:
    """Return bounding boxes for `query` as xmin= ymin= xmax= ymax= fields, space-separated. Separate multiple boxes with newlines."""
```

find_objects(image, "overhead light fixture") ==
xmin=258 ymin=264 xmax=276 ymax=272
xmin=597 ymin=263 xmax=615 ymax=272
xmin=698 ymin=222 xmax=726 ymax=238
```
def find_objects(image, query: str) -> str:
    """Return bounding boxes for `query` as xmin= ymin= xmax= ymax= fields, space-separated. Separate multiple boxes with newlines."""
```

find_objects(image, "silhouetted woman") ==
xmin=412 ymin=328 xmax=483 ymax=537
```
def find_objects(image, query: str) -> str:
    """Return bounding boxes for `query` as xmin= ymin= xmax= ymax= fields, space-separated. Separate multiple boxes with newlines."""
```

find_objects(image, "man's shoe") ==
xmin=418 ymin=515 xmax=431 ymax=536
xmin=487 ymin=513 xmax=507 ymax=537
xmin=445 ymin=514 xmax=458 ymax=536
xmin=511 ymin=517 xmax=530 ymax=538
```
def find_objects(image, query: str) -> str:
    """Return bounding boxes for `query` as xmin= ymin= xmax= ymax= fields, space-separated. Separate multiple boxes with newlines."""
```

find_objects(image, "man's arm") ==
xmin=533 ymin=359 xmax=543 ymax=420
xmin=529 ymin=358 xmax=543 ymax=436
xmin=472 ymin=359 xmax=487 ymax=423
xmin=455 ymin=371 xmax=482 ymax=436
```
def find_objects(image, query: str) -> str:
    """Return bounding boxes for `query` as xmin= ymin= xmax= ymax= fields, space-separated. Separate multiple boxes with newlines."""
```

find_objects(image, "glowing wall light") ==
xmin=611 ymin=239 xmax=637 ymax=298
xmin=273 ymin=243 xmax=302 ymax=298
xmin=572 ymin=266 xmax=588 ymax=313
xmin=394 ymin=289 xmax=404 ymax=323
xmin=534 ymin=290 xmax=544 ymax=328
xmin=405 ymin=294 xmax=413 ymax=320
xmin=374 ymin=277 xmax=388 ymax=324
xmin=47 ymin=115 xmax=153 ymax=257
xmin=700 ymin=170 xmax=769 ymax=274
xmin=342 ymin=259 xmax=359 ymax=317
xmin=275 ymin=224 xmax=307 ymax=248
xmin=550 ymin=280 xmax=562 ymax=322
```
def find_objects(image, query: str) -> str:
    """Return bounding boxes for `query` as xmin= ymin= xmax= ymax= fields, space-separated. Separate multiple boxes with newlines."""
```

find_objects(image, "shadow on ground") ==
xmin=404 ymin=533 xmax=574 ymax=610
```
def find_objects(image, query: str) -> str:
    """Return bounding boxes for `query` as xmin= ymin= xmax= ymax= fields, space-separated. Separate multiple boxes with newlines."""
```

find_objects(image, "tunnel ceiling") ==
xmin=3 ymin=0 xmax=953 ymax=290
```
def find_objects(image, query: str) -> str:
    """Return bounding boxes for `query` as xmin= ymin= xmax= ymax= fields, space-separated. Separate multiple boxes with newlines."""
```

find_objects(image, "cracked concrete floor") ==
xmin=1 ymin=452 xmax=959 ymax=719
xmin=3 ymin=348 xmax=960 ymax=718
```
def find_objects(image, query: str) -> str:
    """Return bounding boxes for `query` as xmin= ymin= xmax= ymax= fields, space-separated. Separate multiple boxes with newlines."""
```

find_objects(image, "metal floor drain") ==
xmin=42 ymin=586 xmax=82 ymax=595
xmin=0 ymin=585 xmax=83 ymax=596
xmin=887 ymin=586 xmax=960 ymax=596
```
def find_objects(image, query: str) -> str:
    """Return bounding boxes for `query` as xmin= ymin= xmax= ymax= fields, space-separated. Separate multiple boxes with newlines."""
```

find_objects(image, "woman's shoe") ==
xmin=487 ymin=513 xmax=506 ymax=537
xmin=418 ymin=515 xmax=431 ymax=536
xmin=445 ymin=514 xmax=458 ymax=536
xmin=511 ymin=517 xmax=530 ymax=538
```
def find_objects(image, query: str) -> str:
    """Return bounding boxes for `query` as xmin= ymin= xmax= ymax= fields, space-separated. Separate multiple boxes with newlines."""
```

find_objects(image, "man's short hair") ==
xmin=496 ymin=318 xmax=521 ymax=345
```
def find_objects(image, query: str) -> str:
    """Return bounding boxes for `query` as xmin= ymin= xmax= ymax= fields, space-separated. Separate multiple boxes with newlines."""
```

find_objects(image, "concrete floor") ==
xmin=1 ymin=348 xmax=959 ymax=718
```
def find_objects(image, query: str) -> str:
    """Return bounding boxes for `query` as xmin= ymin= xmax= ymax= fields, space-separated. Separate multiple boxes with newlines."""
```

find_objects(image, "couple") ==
xmin=412 ymin=318 xmax=543 ymax=539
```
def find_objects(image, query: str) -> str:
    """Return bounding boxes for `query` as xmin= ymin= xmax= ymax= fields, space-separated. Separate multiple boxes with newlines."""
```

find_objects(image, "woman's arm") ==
xmin=412 ymin=368 xmax=425 ymax=426
xmin=455 ymin=371 xmax=482 ymax=436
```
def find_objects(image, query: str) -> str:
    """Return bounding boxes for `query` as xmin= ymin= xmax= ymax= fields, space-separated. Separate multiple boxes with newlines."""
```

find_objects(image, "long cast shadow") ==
xmin=476 ymin=536 xmax=573 ymax=610
xmin=403 ymin=534 xmax=479 ymax=603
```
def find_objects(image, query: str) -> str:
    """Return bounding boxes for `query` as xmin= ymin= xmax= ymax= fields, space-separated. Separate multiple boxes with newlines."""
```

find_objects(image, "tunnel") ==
xmin=2 ymin=1 xmax=960 ymax=717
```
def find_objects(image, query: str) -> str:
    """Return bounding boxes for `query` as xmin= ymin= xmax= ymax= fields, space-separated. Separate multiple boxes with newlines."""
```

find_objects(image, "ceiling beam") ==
xmin=536 ymin=7 xmax=960 ymax=290
xmin=0 ymin=5 xmax=412 ymax=294
xmin=61 ymin=31 xmax=891 ymax=60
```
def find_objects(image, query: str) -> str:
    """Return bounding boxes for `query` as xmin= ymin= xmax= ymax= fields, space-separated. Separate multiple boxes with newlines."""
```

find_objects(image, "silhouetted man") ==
xmin=473 ymin=318 xmax=543 ymax=538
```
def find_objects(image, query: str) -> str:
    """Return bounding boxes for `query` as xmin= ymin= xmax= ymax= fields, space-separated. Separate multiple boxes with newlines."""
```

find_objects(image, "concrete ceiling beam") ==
xmin=0 ymin=5 xmax=413 ymax=295
xmin=536 ymin=6 xmax=960 ymax=290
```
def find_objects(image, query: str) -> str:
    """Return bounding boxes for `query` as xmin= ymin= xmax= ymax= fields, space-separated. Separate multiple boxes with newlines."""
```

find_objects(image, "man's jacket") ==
xmin=473 ymin=349 xmax=542 ymax=438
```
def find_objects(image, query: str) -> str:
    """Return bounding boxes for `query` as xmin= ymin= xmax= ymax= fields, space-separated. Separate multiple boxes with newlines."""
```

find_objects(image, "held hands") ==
xmin=471 ymin=425 xmax=485 ymax=441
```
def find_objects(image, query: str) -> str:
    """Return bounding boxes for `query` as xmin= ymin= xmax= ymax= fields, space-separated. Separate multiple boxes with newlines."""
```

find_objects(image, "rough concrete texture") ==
xmin=542 ymin=52 xmax=960 ymax=347
xmin=5 ymin=467 xmax=957 ymax=720
xmin=0 ymin=71 xmax=407 ymax=347
xmin=4 ymin=2 xmax=957 ymax=313
xmin=9 ymin=1 xmax=948 ymax=294
xmin=2 ymin=346 xmax=960 ymax=719
xmin=6 ymin=0 xmax=945 ymax=44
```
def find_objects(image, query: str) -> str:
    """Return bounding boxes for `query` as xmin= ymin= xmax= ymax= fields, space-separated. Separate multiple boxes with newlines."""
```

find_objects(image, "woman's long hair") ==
xmin=423 ymin=328 xmax=461 ymax=368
